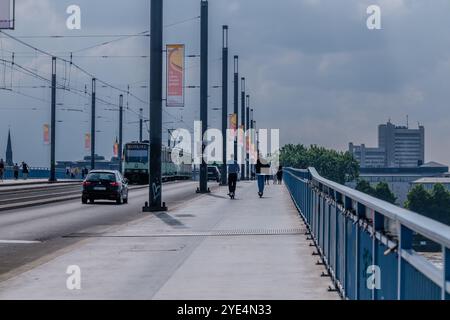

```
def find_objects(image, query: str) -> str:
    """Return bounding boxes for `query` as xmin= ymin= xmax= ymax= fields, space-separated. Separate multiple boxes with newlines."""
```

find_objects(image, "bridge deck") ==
xmin=0 ymin=181 xmax=339 ymax=300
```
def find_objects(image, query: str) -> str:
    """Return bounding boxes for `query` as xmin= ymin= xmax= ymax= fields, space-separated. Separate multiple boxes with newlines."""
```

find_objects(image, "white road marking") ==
xmin=0 ymin=240 xmax=41 ymax=244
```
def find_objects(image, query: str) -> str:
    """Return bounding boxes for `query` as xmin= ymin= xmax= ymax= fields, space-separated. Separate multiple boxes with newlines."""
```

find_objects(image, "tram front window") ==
xmin=126 ymin=149 xmax=148 ymax=163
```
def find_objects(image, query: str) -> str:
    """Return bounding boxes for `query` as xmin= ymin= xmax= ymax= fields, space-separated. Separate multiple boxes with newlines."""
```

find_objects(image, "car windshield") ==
xmin=86 ymin=172 xmax=116 ymax=182
xmin=208 ymin=167 xmax=216 ymax=173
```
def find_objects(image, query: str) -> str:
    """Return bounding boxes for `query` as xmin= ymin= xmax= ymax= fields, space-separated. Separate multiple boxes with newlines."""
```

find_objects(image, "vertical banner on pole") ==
xmin=166 ymin=44 xmax=185 ymax=107
xmin=229 ymin=113 xmax=237 ymax=132
xmin=84 ymin=133 xmax=91 ymax=151
xmin=238 ymin=124 xmax=245 ymax=144
xmin=43 ymin=124 xmax=50 ymax=145
xmin=0 ymin=0 xmax=14 ymax=29
xmin=113 ymin=138 xmax=119 ymax=157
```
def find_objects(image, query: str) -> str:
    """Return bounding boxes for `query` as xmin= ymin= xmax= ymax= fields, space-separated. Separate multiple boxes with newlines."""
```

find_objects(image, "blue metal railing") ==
xmin=1 ymin=167 xmax=83 ymax=180
xmin=284 ymin=167 xmax=450 ymax=300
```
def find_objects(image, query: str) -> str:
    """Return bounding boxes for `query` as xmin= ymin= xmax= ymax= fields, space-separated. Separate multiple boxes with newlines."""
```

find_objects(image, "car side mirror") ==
xmin=123 ymin=178 xmax=129 ymax=184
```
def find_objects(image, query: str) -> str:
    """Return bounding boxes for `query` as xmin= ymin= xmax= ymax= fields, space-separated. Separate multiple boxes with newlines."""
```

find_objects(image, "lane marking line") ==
xmin=0 ymin=240 xmax=41 ymax=244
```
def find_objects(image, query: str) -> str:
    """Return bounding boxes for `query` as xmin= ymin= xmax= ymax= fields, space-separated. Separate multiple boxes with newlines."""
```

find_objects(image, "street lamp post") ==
xmin=250 ymin=108 xmax=254 ymax=179
xmin=139 ymin=108 xmax=143 ymax=142
xmin=197 ymin=0 xmax=210 ymax=194
xmin=240 ymin=77 xmax=245 ymax=181
xmin=221 ymin=25 xmax=228 ymax=186
xmin=119 ymin=94 xmax=123 ymax=174
xmin=49 ymin=57 xmax=57 ymax=182
xmin=233 ymin=56 xmax=238 ymax=163
xmin=143 ymin=0 xmax=167 ymax=212
xmin=90 ymin=78 xmax=96 ymax=171
xmin=246 ymin=94 xmax=250 ymax=180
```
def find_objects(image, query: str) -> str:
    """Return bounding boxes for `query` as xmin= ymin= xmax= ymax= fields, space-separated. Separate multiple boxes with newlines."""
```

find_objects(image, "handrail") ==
xmin=297 ymin=167 xmax=450 ymax=248
xmin=284 ymin=167 xmax=450 ymax=300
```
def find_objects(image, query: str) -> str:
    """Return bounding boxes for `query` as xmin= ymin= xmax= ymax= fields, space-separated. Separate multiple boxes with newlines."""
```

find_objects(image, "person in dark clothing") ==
xmin=0 ymin=159 xmax=4 ymax=182
xmin=227 ymin=158 xmax=240 ymax=199
xmin=256 ymin=156 xmax=271 ymax=198
xmin=13 ymin=163 xmax=19 ymax=180
xmin=276 ymin=166 xmax=283 ymax=185
xmin=22 ymin=162 xmax=29 ymax=180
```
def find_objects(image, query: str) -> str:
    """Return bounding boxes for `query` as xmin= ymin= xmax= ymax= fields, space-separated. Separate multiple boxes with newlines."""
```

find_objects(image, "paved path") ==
xmin=0 ymin=181 xmax=339 ymax=300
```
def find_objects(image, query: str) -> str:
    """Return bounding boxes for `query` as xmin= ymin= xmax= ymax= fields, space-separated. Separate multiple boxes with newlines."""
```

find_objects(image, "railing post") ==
xmin=343 ymin=196 xmax=352 ymax=298
xmin=397 ymin=224 xmax=413 ymax=300
xmin=355 ymin=202 xmax=366 ymax=300
xmin=443 ymin=247 xmax=450 ymax=300
xmin=334 ymin=190 xmax=338 ymax=275
xmin=373 ymin=211 xmax=384 ymax=300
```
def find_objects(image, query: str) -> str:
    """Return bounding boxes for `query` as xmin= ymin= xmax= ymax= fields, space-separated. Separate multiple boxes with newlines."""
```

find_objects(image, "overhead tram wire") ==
xmin=0 ymin=15 xmax=201 ymax=130
xmin=0 ymin=30 xmax=149 ymax=107
xmin=0 ymin=57 xmax=141 ymax=120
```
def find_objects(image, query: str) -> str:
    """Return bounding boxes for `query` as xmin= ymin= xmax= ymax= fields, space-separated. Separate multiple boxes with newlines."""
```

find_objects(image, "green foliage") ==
xmin=356 ymin=180 xmax=397 ymax=204
xmin=280 ymin=144 xmax=359 ymax=184
xmin=355 ymin=180 xmax=376 ymax=197
xmin=374 ymin=182 xmax=397 ymax=204
xmin=405 ymin=184 xmax=450 ymax=226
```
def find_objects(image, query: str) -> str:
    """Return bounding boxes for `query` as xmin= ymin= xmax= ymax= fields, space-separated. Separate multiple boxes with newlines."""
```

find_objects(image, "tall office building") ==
xmin=349 ymin=121 xmax=425 ymax=168
xmin=378 ymin=122 xmax=425 ymax=168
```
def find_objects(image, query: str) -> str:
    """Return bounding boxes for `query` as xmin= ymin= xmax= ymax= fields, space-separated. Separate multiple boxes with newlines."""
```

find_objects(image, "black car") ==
xmin=82 ymin=170 xmax=129 ymax=205
xmin=207 ymin=166 xmax=221 ymax=182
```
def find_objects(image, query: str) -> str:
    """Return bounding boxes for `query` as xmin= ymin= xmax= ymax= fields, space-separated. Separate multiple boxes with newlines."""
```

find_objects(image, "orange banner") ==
xmin=166 ymin=44 xmax=185 ymax=107
xmin=43 ymin=124 xmax=49 ymax=145
xmin=85 ymin=133 xmax=91 ymax=151
xmin=113 ymin=138 xmax=119 ymax=157
xmin=229 ymin=113 xmax=237 ymax=131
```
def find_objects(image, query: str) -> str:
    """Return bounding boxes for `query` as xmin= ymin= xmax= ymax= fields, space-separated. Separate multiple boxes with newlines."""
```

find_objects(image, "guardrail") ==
xmin=284 ymin=167 xmax=450 ymax=300
xmin=2 ymin=167 xmax=84 ymax=180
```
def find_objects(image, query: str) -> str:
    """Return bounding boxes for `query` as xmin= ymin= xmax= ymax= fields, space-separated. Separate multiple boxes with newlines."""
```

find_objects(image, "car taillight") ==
xmin=83 ymin=181 xmax=91 ymax=187
xmin=110 ymin=182 xmax=120 ymax=187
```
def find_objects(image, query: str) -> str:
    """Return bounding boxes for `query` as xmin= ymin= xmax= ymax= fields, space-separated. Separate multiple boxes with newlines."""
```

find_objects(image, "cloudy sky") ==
xmin=1 ymin=0 xmax=450 ymax=167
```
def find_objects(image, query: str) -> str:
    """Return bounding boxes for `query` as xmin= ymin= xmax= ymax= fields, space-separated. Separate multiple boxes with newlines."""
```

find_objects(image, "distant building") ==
xmin=5 ymin=129 xmax=13 ymax=166
xmin=347 ymin=162 xmax=449 ymax=206
xmin=348 ymin=144 xmax=386 ymax=168
xmin=349 ymin=121 xmax=425 ymax=168
xmin=411 ymin=177 xmax=450 ymax=192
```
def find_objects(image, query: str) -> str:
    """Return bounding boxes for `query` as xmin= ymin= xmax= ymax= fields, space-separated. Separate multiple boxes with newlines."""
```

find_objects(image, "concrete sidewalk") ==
xmin=0 ymin=181 xmax=339 ymax=300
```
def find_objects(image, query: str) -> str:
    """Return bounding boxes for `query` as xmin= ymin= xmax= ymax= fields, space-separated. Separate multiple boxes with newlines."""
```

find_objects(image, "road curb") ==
xmin=0 ymin=181 xmax=82 ymax=190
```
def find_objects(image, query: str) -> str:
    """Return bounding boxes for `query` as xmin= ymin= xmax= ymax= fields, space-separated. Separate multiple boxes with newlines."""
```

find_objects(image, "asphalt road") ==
xmin=0 ymin=181 xmax=207 ymax=280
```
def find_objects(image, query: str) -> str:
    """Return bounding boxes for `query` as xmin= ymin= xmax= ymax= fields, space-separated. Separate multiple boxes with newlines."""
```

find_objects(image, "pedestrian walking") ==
xmin=227 ymin=156 xmax=240 ymax=199
xmin=276 ymin=165 xmax=283 ymax=185
xmin=22 ymin=162 xmax=29 ymax=180
xmin=0 ymin=159 xmax=5 ymax=182
xmin=13 ymin=163 xmax=19 ymax=180
xmin=256 ymin=155 xmax=271 ymax=198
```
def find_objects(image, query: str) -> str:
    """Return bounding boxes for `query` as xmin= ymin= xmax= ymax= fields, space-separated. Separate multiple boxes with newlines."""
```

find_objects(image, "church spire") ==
xmin=6 ymin=129 xmax=13 ymax=166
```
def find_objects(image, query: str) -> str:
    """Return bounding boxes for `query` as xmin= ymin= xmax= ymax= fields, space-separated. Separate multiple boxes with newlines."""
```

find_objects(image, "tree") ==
xmin=404 ymin=184 xmax=450 ymax=226
xmin=429 ymin=184 xmax=450 ymax=225
xmin=374 ymin=182 xmax=397 ymax=204
xmin=405 ymin=185 xmax=432 ymax=215
xmin=280 ymin=144 xmax=359 ymax=184
xmin=356 ymin=180 xmax=376 ymax=196
xmin=356 ymin=180 xmax=396 ymax=204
